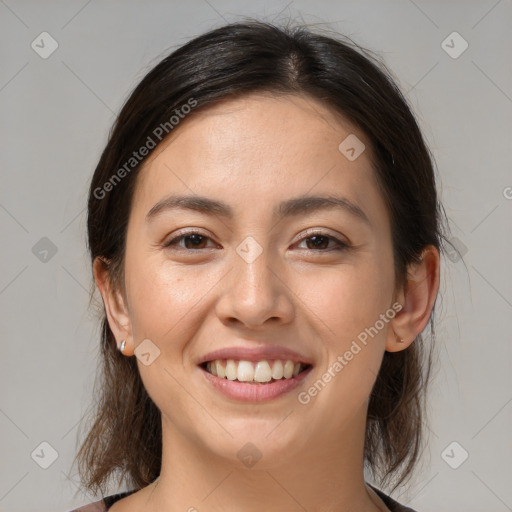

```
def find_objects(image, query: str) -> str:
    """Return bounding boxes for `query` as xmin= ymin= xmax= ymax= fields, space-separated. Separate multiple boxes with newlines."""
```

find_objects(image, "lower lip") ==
xmin=199 ymin=365 xmax=313 ymax=402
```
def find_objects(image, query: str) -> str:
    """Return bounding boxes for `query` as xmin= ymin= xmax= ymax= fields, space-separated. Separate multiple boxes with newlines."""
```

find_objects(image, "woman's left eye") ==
xmin=163 ymin=231 xmax=349 ymax=252
xmin=296 ymin=233 xmax=349 ymax=251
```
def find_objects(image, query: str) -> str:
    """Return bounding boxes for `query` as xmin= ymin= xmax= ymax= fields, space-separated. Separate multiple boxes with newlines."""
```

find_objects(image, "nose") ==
xmin=215 ymin=243 xmax=294 ymax=330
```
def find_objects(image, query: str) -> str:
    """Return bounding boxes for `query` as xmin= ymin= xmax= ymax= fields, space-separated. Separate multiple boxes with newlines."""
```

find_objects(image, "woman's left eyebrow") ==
xmin=145 ymin=193 xmax=371 ymax=226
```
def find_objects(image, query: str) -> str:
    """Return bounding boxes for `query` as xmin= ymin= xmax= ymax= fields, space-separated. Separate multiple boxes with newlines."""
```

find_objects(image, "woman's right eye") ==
xmin=163 ymin=231 xmax=214 ymax=250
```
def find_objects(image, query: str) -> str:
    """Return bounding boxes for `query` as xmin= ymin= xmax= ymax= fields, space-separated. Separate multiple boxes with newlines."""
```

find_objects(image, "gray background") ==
xmin=1 ymin=1 xmax=511 ymax=511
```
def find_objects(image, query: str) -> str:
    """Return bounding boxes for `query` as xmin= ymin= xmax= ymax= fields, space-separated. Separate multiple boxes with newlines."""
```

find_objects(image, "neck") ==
xmin=141 ymin=403 xmax=387 ymax=512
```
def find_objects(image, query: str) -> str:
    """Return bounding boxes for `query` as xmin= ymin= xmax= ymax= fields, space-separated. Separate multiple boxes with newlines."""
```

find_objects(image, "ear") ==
xmin=386 ymin=245 xmax=440 ymax=352
xmin=93 ymin=257 xmax=134 ymax=356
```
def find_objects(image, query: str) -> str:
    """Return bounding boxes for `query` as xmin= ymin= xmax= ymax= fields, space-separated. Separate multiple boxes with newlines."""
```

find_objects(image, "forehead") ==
xmin=131 ymin=92 xmax=384 ymax=225
xmin=142 ymin=92 xmax=371 ymax=168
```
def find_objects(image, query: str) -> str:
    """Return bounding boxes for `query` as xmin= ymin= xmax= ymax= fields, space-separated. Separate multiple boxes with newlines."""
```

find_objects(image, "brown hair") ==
xmin=74 ymin=19 xmax=448 ymax=497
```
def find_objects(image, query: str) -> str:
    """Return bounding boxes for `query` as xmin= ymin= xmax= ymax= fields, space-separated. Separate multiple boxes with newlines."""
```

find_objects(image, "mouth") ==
xmin=196 ymin=345 xmax=314 ymax=401
xmin=199 ymin=358 xmax=313 ymax=402
xmin=199 ymin=359 xmax=313 ymax=384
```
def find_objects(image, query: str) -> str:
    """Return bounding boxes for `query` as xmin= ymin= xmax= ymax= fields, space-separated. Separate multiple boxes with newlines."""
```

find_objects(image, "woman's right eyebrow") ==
xmin=145 ymin=193 xmax=371 ymax=227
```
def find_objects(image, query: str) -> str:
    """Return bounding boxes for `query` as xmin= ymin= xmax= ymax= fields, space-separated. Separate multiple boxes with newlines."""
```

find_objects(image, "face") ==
xmin=118 ymin=93 xmax=398 ymax=467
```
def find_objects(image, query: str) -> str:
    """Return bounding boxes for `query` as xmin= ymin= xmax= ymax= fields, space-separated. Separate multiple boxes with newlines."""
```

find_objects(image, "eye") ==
xmin=163 ymin=229 xmax=350 ymax=252
xmin=295 ymin=231 xmax=350 ymax=252
xmin=163 ymin=231 xmax=215 ymax=250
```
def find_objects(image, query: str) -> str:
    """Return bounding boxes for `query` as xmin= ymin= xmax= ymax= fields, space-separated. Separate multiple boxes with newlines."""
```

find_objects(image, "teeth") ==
xmin=271 ymin=360 xmax=283 ymax=379
xmin=215 ymin=360 xmax=225 ymax=378
xmin=225 ymin=360 xmax=237 ymax=381
xmin=254 ymin=361 xmax=272 ymax=382
xmin=283 ymin=360 xmax=294 ymax=379
xmin=237 ymin=360 xmax=254 ymax=382
xmin=205 ymin=359 xmax=307 ymax=383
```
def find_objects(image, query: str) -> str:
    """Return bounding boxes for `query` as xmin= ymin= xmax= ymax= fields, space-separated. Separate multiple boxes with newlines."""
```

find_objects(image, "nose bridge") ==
xmin=217 ymin=235 xmax=292 ymax=326
xmin=234 ymin=234 xmax=276 ymax=301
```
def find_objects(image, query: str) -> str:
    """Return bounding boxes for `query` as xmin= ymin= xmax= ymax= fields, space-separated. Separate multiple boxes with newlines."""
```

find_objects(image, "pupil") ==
xmin=186 ymin=234 xmax=205 ymax=248
xmin=308 ymin=235 xmax=327 ymax=249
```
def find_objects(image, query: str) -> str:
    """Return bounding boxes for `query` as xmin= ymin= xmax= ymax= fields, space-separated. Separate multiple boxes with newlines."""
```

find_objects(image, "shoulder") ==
xmin=67 ymin=497 xmax=106 ymax=512
xmin=67 ymin=490 xmax=137 ymax=512
xmin=369 ymin=484 xmax=419 ymax=512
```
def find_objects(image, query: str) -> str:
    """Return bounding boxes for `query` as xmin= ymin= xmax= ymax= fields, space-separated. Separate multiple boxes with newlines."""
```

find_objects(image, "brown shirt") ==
xmin=68 ymin=485 xmax=417 ymax=511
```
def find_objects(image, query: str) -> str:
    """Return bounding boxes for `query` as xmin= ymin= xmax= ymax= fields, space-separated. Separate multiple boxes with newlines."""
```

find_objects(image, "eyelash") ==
xmin=163 ymin=230 xmax=350 ymax=252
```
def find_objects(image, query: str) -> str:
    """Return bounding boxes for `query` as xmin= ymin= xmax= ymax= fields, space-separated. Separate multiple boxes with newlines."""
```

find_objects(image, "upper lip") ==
xmin=198 ymin=345 xmax=314 ymax=366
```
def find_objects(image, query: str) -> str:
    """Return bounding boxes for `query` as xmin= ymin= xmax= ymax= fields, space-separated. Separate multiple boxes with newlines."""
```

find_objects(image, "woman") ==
xmin=70 ymin=20 xmax=445 ymax=512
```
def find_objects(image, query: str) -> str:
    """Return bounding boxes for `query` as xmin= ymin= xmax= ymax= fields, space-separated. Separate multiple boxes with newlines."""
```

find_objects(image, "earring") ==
xmin=394 ymin=331 xmax=405 ymax=344
xmin=119 ymin=340 xmax=126 ymax=353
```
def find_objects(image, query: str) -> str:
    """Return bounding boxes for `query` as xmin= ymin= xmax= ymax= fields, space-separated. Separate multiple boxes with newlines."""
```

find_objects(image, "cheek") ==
xmin=124 ymin=252 xmax=207 ymax=341
xmin=295 ymin=256 xmax=394 ymax=341
xmin=297 ymin=265 xmax=392 ymax=419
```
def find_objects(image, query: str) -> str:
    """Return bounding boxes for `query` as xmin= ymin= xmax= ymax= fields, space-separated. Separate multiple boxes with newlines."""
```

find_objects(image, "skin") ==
xmin=94 ymin=92 xmax=440 ymax=512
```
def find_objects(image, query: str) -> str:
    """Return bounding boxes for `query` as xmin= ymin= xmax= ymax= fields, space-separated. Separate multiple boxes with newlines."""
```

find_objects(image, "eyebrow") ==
xmin=145 ymin=193 xmax=370 ymax=226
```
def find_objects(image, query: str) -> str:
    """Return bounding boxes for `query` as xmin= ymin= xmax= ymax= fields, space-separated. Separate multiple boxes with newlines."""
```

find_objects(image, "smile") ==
xmin=199 ymin=359 xmax=313 ymax=402
xmin=202 ymin=359 xmax=311 ymax=383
